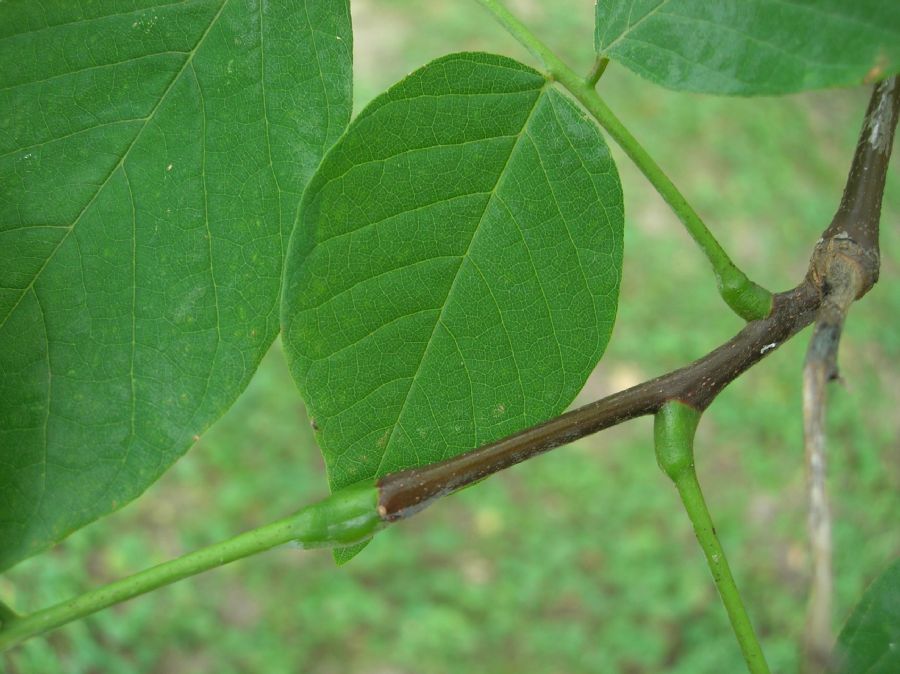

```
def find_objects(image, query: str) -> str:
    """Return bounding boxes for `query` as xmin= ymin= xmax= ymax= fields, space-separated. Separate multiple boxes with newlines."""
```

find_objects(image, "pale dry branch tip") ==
xmin=800 ymin=75 xmax=900 ymax=674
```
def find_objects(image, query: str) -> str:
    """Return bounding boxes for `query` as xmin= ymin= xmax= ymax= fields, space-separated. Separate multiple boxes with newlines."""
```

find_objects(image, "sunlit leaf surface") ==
xmin=595 ymin=1 xmax=900 ymax=95
xmin=281 ymin=52 xmax=624 ymax=561
xmin=0 ymin=0 xmax=352 ymax=570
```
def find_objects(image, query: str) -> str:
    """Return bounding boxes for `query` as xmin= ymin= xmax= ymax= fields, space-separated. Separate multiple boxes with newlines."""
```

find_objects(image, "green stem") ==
xmin=475 ymin=0 xmax=773 ymax=321
xmin=0 ymin=483 xmax=382 ymax=652
xmin=655 ymin=402 xmax=771 ymax=674
xmin=586 ymin=56 xmax=609 ymax=87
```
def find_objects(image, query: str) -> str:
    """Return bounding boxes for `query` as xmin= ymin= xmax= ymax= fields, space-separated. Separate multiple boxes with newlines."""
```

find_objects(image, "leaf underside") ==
xmin=828 ymin=558 xmax=900 ymax=674
xmin=595 ymin=0 xmax=900 ymax=95
xmin=280 ymin=52 xmax=625 ymax=563
xmin=0 ymin=0 xmax=352 ymax=571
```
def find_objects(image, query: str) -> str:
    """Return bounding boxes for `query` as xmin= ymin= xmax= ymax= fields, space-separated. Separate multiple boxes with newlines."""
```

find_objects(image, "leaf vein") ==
xmin=0 ymin=0 xmax=229 ymax=332
xmin=370 ymin=85 xmax=547 ymax=478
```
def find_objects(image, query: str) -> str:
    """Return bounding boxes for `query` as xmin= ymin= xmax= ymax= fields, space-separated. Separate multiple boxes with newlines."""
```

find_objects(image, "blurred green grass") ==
xmin=3 ymin=1 xmax=899 ymax=672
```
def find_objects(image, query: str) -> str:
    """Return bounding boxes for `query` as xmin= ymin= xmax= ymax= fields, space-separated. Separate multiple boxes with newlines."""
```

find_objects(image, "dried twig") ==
xmin=801 ymin=76 xmax=900 ymax=673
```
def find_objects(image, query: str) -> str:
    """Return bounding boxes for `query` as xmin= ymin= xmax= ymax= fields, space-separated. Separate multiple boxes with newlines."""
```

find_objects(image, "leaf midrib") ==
xmin=0 ymin=0 xmax=228 ymax=332
xmin=600 ymin=0 xmax=671 ymax=53
xmin=368 ymin=83 xmax=548 ymax=478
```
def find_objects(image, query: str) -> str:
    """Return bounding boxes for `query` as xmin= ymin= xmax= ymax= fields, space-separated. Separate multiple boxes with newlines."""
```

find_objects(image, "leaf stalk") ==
xmin=654 ymin=402 xmax=771 ymax=674
xmin=586 ymin=56 xmax=609 ymax=87
xmin=474 ymin=0 xmax=773 ymax=320
xmin=0 ymin=483 xmax=381 ymax=652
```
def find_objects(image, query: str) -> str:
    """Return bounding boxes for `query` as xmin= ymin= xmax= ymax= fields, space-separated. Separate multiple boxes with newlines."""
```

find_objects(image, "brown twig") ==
xmin=377 ymin=77 xmax=899 ymax=534
xmin=378 ymin=285 xmax=819 ymax=520
xmin=801 ymin=75 xmax=900 ymax=674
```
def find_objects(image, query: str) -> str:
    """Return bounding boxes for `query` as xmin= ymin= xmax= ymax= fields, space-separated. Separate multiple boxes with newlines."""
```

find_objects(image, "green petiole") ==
xmin=0 ymin=482 xmax=383 ymax=652
xmin=474 ymin=0 xmax=773 ymax=321
xmin=654 ymin=401 xmax=771 ymax=674
xmin=585 ymin=56 xmax=609 ymax=87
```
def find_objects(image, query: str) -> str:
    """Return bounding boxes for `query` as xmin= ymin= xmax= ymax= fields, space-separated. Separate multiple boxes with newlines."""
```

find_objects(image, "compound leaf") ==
xmin=0 ymin=0 xmax=352 ymax=570
xmin=595 ymin=1 xmax=900 ymax=95
xmin=281 ymin=52 xmax=624 ymax=562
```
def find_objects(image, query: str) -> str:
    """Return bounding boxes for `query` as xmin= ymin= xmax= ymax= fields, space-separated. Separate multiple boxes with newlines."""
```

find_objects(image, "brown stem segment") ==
xmin=821 ymin=76 xmax=900 ymax=276
xmin=378 ymin=77 xmax=899 ymax=525
xmin=378 ymin=284 xmax=819 ymax=521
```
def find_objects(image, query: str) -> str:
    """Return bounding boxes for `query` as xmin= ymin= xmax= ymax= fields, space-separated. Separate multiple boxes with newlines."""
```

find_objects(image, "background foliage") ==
xmin=2 ymin=0 xmax=898 ymax=672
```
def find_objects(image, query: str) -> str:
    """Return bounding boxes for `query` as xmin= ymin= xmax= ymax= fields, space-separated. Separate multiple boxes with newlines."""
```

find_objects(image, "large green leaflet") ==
xmin=595 ymin=0 xmax=900 ymax=95
xmin=281 ymin=52 xmax=624 ymax=561
xmin=0 ymin=0 xmax=352 ymax=570
xmin=829 ymin=558 xmax=900 ymax=674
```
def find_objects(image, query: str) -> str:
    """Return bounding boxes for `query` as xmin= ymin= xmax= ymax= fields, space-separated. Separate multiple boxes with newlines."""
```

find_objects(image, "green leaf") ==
xmin=829 ymin=558 xmax=900 ymax=674
xmin=0 ymin=0 xmax=352 ymax=570
xmin=594 ymin=0 xmax=900 ymax=95
xmin=281 ymin=52 xmax=624 ymax=561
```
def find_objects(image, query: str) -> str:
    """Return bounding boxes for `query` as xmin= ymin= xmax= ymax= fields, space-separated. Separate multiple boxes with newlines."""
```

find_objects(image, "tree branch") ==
xmin=378 ymin=77 xmax=900 ymax=525
xmin=801 ymin=75 xmax=900 ymax=674
xmin=3 ymin=71 xmax=895 ymax=661
xmin=378 ymin=284 xmax=819 ymax=520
